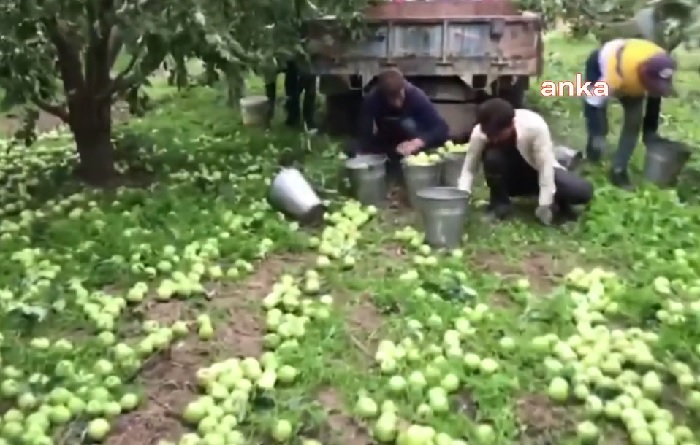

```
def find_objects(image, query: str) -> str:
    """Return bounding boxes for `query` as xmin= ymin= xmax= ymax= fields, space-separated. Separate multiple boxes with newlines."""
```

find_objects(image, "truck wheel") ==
xmin=494 ymin=77 xmax=528 ymax=108
xmin=323 ymin=90 xmax=362 ymax=137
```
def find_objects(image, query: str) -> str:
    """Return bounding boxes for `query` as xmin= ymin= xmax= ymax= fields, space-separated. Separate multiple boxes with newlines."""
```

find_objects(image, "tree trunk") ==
xmin=226 ymin=70 xmax=246 ymax=108
xmin=70 ymin=99 xmax=116 ymax=186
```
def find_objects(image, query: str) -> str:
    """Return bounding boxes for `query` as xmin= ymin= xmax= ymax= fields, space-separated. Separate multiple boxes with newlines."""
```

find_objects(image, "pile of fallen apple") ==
xmin=174 ymin=200 xmax=374 ymax=445
xmin=344 ymin=228 xmax=700 ymax=445
xmin=403 ymin=140 xmax=468 ymax=167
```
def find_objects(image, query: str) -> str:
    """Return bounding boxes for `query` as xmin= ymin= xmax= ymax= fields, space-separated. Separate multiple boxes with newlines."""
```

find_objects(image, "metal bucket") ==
xmin=240 ymin=96 xmax=270 ymax=126
xmin=554 ymin=145 xmax=583 ymax=171
xmin=416 ymin=187 xmax=470 ymax=249
xmin=402 ymin=160 xmax=443 ymax=208
xmin=268 ymin=168 xmax=324 ymax=223
xmin=643 ymin=139 xmax=691 ymax=187
xmin=442 ymin=152 xmax=467 ymax=187
xmin=345 ymin=155 xmax=387 ymax=206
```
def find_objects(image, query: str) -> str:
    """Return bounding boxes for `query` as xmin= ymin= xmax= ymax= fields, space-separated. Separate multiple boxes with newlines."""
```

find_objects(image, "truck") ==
xmin=305 ymin=0 xmax=544 ymax=141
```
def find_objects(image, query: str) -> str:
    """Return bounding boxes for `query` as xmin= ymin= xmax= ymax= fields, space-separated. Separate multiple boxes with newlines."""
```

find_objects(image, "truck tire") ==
xmin=323 ymin=90 xmax=362 ymax=137
xmin=494 ymin=76 xmax=529 ymax=108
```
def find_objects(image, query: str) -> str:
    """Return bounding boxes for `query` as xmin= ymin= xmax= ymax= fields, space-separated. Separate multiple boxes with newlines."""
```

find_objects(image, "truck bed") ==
xmin=306 ymin=0 xmax=543 ymax=77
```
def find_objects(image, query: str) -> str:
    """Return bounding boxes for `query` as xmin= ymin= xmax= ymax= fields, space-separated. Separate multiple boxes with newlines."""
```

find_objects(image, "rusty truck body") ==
xmin=305 ymin=0 xmax=543 ymax=140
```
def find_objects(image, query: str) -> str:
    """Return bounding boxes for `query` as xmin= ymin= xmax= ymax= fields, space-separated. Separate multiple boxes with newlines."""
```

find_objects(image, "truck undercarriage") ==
xmin=305 ymin=0 xmax=544 ymax=140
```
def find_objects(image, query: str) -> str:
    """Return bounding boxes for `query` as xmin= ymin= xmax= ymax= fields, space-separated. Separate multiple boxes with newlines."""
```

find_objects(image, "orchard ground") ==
xmin=3 ymin=34 xmax=700 ymax=445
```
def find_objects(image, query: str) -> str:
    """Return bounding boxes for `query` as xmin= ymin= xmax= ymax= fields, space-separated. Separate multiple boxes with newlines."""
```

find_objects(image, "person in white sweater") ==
xmin=457 ymin=99 xmax=594 ymax=225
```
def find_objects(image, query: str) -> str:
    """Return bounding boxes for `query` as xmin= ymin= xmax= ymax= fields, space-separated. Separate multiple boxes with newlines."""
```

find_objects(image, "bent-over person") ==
xmin=458 ymin=99 xmax=594 ymax=225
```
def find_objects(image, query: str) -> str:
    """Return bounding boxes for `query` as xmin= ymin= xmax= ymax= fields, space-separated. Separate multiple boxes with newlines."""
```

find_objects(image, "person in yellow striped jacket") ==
xmin=583 ymin=38 xmax=676 ymax=189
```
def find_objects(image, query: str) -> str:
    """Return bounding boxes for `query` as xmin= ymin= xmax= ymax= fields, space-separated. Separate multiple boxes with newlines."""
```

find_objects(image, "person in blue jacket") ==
xmin=346 ymin=68 xmax=449 ymax=172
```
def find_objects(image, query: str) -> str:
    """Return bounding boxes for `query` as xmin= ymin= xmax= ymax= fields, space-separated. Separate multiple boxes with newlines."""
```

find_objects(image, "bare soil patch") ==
xmin=207 ymin=253 xmax=315 ymax=358
xmin=348 ymin=298 xmax=383 ymax=337
xmin=453 ymin=389 xmax=479 ymax=419
xmin=0 ymin=111 xmax=64 ymax=135
xmin=516 ymin=393 xmax=576 ymax=444
xmin=388 ymin=185 xmax=411 ymax=210
xmin=602 ymin=427 xmax=630 ymax=445
xmin=210 ymin=282 xmax=266 ymax=359
xmin=211 ymin=253 xmax=315 ymax=307
xmin=0 ymin=104 xmax=132 ymax=137
xmin=489 ymin=290 xmax=517 ymax=308
xmin=105 ymin=342 xmax=204 ymax=445
xmin=142 ymin=300 xmax=190 ymax=326
xmin=108 ymin=253 xmax=315 ymax=445
xmin=349 ymin=243 xmax=408 ymax=279
xmin=316 ymin=387 xmax=372 ymax=445
xmin=346 ymin=295 xmax=384 ymax=362
xmin=472 ymin=251 xmax=576 ymax=294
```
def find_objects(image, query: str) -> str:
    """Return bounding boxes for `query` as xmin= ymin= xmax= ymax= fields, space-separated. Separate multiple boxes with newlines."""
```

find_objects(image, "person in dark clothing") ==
xmin=458 ymin=99 xmax=593 ymax=224
xmin=346 ymin=68 xmax=449 ymax=172
xmin=265 ymin=61 xmax=317 ymax=129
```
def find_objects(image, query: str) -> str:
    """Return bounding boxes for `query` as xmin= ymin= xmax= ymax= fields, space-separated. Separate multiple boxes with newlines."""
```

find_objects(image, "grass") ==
xmin=0 ymin=34 xmax=700 ymax=445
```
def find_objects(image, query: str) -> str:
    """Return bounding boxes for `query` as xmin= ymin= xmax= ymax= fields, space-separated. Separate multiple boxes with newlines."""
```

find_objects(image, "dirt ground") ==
xmin=516 ymin=393 xmax=576 ymax=445
xmin=472 ymin=251 xmax=577 ymax=294
xmin=106 ymin=253 xmax=313 ymax=445
xmin=0 ymin=110 xmax=63 ymax=136
xmin=316 ymin=387 xmax=373 ymax=445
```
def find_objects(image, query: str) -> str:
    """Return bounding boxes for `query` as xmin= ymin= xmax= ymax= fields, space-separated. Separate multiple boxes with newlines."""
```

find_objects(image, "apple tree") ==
xmin=0 ymin=0 xmax=256 ymax=184
xmin=516 ymin=0 xmax=698 ymax=43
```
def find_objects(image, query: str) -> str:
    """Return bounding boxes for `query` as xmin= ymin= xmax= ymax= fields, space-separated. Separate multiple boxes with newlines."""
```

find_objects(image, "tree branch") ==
xmin=107 ymin=26 xmax=123 ymax=68
xmin=115 ymin=45 xmax=144 ymax=84
xmin=32 ymin=98 xmax=69 ymax=122
xmin=43 ymin=20 xmax=85 ymax=98
xmin=98 ymin=44 xmax=145 ymax=100
xmin=86 ymin=0 xmax=117 ymax=94
xmin=85 ymin=0 xmax=101 ymax=91
xmin=100 ymin=45 xmax=165 ymax=99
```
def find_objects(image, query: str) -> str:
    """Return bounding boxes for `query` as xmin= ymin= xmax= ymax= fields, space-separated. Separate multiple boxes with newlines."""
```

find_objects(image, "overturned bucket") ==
xmin=643 ymin=139 xmax=692 ymax=187
xmin=402 ymin=160 xmax=443 ymax=208
xmin=442 ymin=152 xmax=467 ymax=187
xmin=416 ymin=187 xmax=470 ymax=249
xmin=345 ymin=155 xmax=387 ymax=206
xmin=268 ymin=168 xmax=325 ymax=224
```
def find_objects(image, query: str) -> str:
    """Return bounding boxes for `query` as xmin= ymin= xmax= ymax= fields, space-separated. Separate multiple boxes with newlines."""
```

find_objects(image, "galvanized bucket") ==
xmin=268 ymin=168 xmax=324 ymax=224
xmin=643 ymin=139 xmax=691 ymax=187
xmin=416 ymin=187 xmax=470 ymax=249
xmin=345 ymin=155 xmax=387 ymax=206
xmin=554 ymin=145 xmax=583 ymax=171
xmin=240 ymin=96 xmax=270 ymax=126
xmin=442 ymin=152 xmax=467 ymax=187
xmin=402 ymin=160 xmax=443 ymax=208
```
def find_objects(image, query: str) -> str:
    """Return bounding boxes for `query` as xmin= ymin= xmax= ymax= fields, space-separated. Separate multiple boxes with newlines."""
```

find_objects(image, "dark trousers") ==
xmin=482 ymin=146 xmax=593 ymax=210
xmin=265 ymin=62 xmax=317 ymax=126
